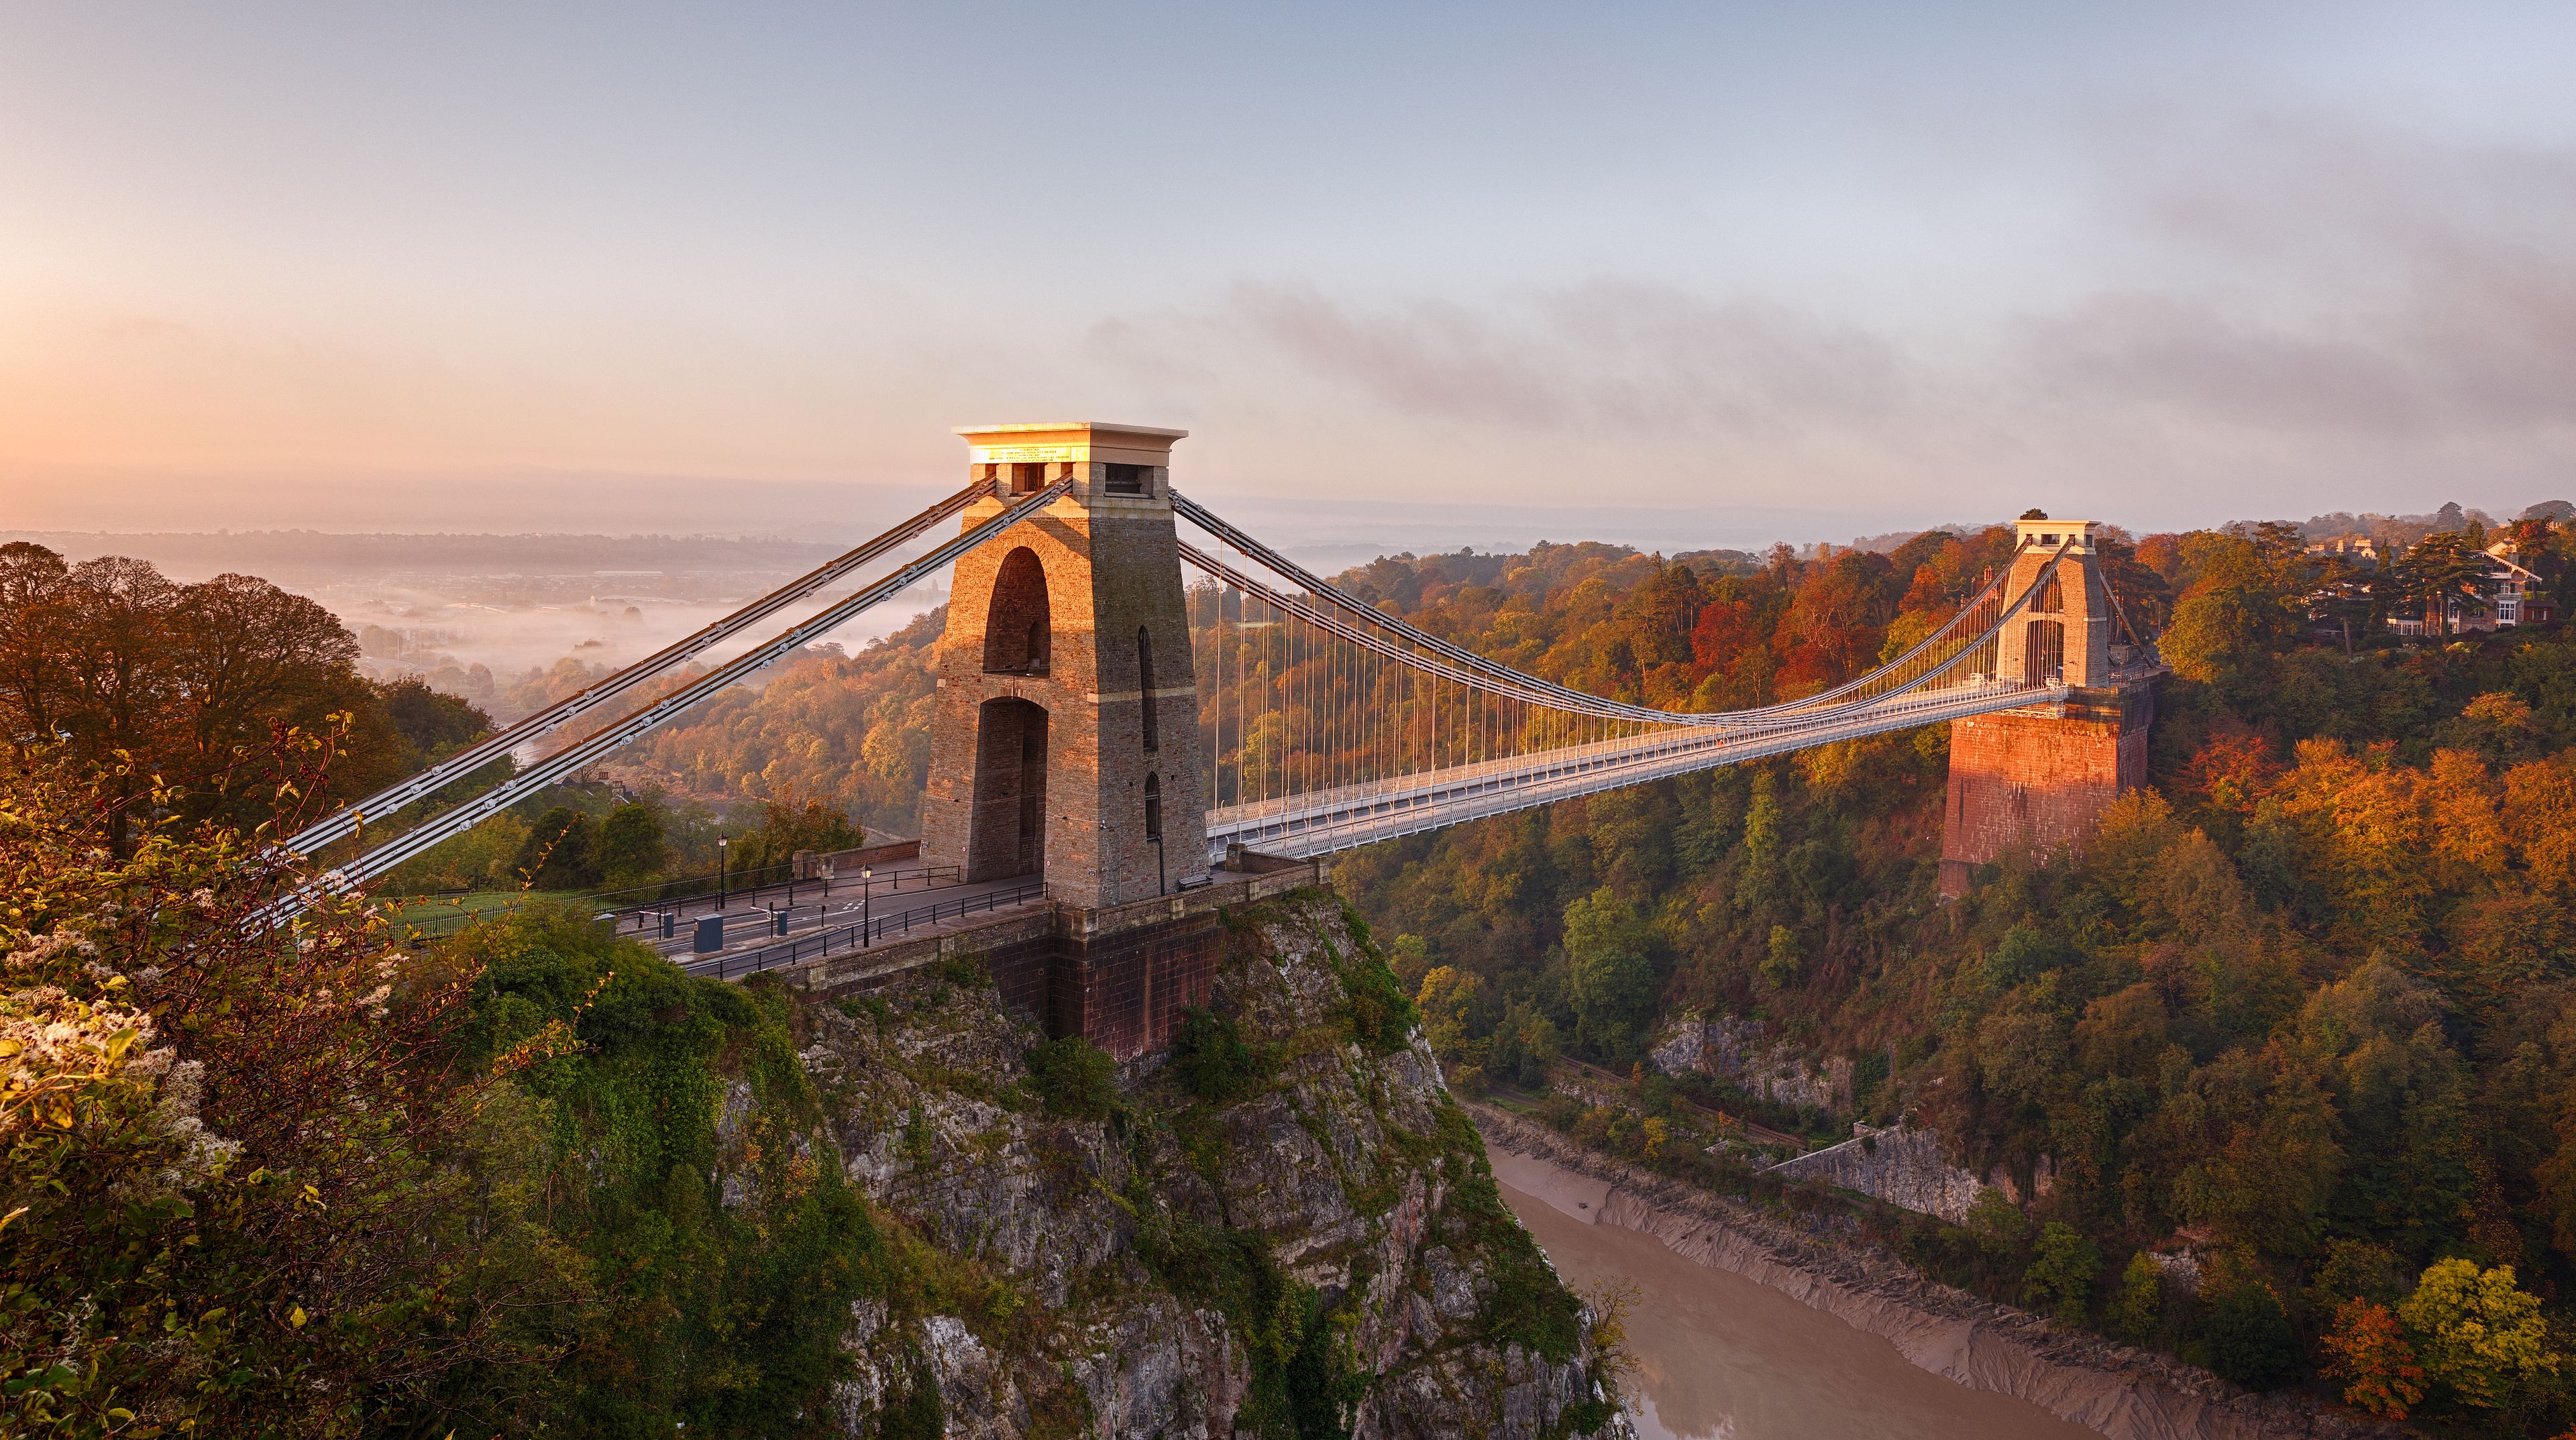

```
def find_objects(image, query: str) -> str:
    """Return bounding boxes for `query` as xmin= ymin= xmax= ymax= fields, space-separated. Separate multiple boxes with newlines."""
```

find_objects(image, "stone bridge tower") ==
xmin=920 ymin=422 xmax=1210 ymax=908
xmin=1939 ymin=516 xmax=2156 ymax=896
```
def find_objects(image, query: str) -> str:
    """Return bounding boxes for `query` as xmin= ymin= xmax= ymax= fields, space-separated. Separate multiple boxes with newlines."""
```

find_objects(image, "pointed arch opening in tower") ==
xmin=983 ymin=547 xmax=1051 ymax=675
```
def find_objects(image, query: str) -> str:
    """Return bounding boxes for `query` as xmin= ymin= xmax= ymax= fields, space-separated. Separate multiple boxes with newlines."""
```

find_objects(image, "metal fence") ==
xmin=610 ymin=864 xmax=959 ymax=939
xmin=686 ymin=879 xmax=1051 ymax=981
xmin=388 ymin=863 xmax=960 ymax=940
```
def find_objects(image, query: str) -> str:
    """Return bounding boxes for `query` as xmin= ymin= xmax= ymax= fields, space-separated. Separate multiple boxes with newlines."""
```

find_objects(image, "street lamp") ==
xmin=861 ymin=867 xmax=873 ymax=947
xmin=716 ymin=836 xmax=729 ymax=910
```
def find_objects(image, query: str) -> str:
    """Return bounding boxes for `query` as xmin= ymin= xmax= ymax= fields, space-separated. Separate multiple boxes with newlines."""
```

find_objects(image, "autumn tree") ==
xmin=2396 ymin=1259 xmax=2559 ymax=1410
xmin=0 ymin=545 xmax=414 ymax=844
xmin=2320 ymin=1298 xmax=2426 ymax=1419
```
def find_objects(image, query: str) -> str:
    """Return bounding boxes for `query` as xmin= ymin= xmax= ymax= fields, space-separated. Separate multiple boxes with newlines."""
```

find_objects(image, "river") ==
xmin=1500 ymin=1180 xmax=2097 ymax=1440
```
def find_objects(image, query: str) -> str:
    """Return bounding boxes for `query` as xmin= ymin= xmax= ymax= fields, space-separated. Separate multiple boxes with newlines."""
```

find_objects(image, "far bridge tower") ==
xmin=1938 ymin=516 xmax=2156 ymax=896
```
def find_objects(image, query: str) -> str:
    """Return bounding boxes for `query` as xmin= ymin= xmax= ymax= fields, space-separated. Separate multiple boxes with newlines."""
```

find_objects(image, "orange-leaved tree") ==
xmin=2320 ymin=1298 xmax=2426 ymax=1419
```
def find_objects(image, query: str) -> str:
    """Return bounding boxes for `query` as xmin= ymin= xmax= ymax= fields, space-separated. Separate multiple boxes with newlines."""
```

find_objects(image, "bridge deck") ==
xmin=1205 ymin=677 xmax=2064 ymax=861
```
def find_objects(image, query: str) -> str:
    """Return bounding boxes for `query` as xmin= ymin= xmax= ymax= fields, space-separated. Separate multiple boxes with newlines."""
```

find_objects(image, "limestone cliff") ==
xmin=759 ymin=891 xmax=1629 ymax=1439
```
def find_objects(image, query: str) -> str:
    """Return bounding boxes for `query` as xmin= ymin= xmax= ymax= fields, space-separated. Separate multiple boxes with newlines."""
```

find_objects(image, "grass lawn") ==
xmin=386 ymin=888 xmax=594 ymax=936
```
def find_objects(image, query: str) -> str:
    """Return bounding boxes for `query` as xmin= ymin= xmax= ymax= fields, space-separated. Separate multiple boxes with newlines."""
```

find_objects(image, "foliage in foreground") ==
xmin=0 ymin=738 xmax=898 ymax=1437
xmin=0 ymin=744 xmax=551 ymax=1437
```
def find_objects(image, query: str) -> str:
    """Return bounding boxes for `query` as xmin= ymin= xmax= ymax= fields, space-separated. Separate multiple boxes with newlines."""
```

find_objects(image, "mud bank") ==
xmin=1470 ymin=1105 xmax=2401 ymax=1440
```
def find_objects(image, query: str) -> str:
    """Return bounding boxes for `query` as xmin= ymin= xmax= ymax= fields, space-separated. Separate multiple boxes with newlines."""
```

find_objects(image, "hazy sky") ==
xmin=3 ymin=3 xmax=2572 ymax=547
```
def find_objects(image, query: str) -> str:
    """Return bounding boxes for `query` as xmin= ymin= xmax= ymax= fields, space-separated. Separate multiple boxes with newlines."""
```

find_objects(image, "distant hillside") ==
xmin=0 ymin=529 xmax=856 ymax=583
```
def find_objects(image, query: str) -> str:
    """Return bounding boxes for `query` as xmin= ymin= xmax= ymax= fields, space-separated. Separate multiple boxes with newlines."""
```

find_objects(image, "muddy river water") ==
xmin=1501 ymin=1180 xmax=2096 ymax=1440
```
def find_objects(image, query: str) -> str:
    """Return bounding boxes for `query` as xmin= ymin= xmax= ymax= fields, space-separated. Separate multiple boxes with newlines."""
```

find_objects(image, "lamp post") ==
xmin=861 ymin=867 xmax=873 ymax=947
xmin=716 ymin=836 xmax=729 ymax=910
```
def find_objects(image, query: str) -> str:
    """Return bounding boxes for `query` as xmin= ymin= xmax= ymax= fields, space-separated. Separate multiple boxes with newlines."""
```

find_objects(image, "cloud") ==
xmin=2021 ymin=115 xmax=2576 ymax=440
xmin=1095 ymin=279 xmax=1913 ymax=437
xmin=1095 ymin=113 xmax=2576 ymax=529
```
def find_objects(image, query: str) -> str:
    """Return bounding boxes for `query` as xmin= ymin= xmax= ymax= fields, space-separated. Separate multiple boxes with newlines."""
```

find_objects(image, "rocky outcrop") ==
xmin=1652 ymin=1014 xmax=1853 ymax=1115
xmin=1473 ymin=1106 xmax=2400 ymax=1440
xmin=1764 ymin=1122 xmax=1986 ymax=1223
xmin=780 ymin=893 xmax=1631 ymax=1439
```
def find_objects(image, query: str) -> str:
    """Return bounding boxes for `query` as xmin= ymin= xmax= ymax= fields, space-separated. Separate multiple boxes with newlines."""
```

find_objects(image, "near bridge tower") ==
xmin=919 ymin=422 xmax=1211 ymax=909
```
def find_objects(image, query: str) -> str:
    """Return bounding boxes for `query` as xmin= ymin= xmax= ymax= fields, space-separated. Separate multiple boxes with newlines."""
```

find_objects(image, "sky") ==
xmin=3 ymin=2 xmax=2573 ymax=551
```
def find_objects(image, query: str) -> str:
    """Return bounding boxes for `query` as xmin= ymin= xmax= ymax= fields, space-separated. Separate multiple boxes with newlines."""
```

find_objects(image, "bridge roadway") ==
xmin=1206 ymin=675 xmax=2067 ymax=862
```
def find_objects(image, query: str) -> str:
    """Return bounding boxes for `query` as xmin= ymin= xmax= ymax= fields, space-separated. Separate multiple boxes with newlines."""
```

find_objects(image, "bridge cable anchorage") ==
xmin=1182 ymin=532 xmax=2078 ymax=861
xmin=1173 ymin=491 xmax=2037 ymax=727
xmin=279 ymin=476 xmax=1001 ymax=860
xmin=254 ymin=480 xmax=1075 ymax=928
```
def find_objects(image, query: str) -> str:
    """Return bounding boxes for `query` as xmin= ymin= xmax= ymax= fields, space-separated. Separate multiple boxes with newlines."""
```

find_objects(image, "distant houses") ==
xmin=2309 ymin=533 xmax=2557 ymax=638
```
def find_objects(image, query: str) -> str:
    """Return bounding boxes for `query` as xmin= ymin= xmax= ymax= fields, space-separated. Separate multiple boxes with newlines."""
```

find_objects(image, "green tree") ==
xmin=1025 ymin=1034 xmax=1122 ymax=1119
xmin=2157 ymin=527 xmax=2308 ymax=694
xmin=376 ymin=675 xmax=490 ymax=760
xmin=2023 ymin=1222 xmax=2100 ymax=1325
xmin=2394 ymin=532 xmax=2491 ymax=638
xmin=439 ymin=906 xmax=881 ymax=1435
xmin=731 ymin=793 xmax=866 ymax=876
xmin=1563 ymin=889 xmax=1659 ymax=1062
xmin=2104 ymin=1252 xmax=2163 ymax=1344
xmin=512 ymin=806 xmax=602 ymax=890
xmin=1488 ymin=1001 xmax=1562 ymax=1089
xmin=2200 ymin=1275 xmax=2298 ymax=1390
xmin=1965 ymin=1188 xmax=2027 ymax=1262
xmin=595 ymin=800 xmax=672 ymax=887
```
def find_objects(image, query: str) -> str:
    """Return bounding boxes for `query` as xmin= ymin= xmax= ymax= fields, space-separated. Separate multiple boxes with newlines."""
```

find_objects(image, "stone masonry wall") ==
xmin=785 ymin=856 xmax=1330 ymax=1060
xmin=1939 ymin=682 xmax=2154 ymax=896
xmin=919 ymin=443 xmax=1209 ymax=909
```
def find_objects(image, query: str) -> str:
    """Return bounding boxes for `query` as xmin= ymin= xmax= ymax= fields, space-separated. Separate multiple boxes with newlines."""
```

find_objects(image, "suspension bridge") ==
xmin=275 ymin=423 xmax=2157 ymax=1054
